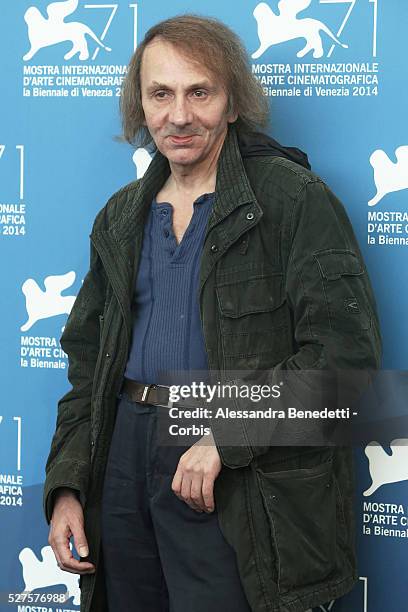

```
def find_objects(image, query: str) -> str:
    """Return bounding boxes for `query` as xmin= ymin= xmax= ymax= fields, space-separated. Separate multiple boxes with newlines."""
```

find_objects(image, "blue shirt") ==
xmin=123 ymin=192 xmax=215 ymax=386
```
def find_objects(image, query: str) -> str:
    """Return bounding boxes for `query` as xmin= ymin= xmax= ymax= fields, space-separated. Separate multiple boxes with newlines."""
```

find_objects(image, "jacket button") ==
xmin=105 ymin=352 xmax=111 ymax=358
xmin=91 ymin=441 xmax=95 ymax=446
xmin=210 ymin=244 xmax=218 ymax=253
xmin=246 ymin=212 xmax=254 ymax=220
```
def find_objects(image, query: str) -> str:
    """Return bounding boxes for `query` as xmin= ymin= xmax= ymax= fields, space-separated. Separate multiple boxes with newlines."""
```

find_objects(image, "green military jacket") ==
xmin=43 ymin=123 xmax=382 ymax=612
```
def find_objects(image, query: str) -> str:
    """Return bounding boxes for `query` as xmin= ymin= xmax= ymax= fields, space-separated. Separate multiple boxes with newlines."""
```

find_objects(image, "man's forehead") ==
xmin=143 ymin=36 xmax=196 ymax=59
xmin=141 ymin=38 xmax=218 ymax=84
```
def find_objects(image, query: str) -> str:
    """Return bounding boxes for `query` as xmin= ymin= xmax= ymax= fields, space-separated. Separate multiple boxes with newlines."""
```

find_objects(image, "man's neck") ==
xmin=163 ymin=167 xmax=215 ymax=202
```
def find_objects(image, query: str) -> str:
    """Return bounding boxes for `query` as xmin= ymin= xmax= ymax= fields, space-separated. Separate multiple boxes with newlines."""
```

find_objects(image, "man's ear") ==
xmin=226 ymin=96 xmax=238 ymax=123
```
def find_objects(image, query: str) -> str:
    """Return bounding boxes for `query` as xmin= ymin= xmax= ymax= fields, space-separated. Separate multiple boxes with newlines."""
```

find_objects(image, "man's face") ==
xmin=140 ymin=37 xmax=237 ymax=168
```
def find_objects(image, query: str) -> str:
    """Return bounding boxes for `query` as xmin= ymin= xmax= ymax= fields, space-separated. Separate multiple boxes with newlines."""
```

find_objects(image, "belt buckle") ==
xmin=141 ymin=383 xmax=154 ymax=403
xmin=152 ymin=383 xmax=173 ymax=409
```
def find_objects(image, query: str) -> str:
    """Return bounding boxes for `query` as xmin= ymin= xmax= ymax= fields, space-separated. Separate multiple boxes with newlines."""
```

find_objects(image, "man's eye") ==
xmin=193 ymin=90 xmax=207 ymax=98
xmin=155 ymin=91 xmax=169 ymax=99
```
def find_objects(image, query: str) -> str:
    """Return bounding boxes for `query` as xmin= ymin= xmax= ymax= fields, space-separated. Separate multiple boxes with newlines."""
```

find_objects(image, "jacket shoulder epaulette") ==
xmin=244 ymin=154 xmax=328 ymax=217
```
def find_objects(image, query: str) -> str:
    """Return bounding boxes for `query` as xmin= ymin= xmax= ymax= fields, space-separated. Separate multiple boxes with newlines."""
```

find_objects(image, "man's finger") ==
xmin=202 ymin=474 xmax=215 ymax=512
xmin=49 ymin=529 xmax=63 ymax=569
xmin=190 ymin=473 xmax=206 ymax=511
xmin=172 ymin=467 xmax=200 ymax=511
xmin=180 ymin=473 xmax=203 ymax=512
xmin=54 ymin=534 xmax=95 ymax=574
xmin=71 ymin=520 xmax=91 ymax=558
xmin=171 ymin=466 xmax=183 ymax=497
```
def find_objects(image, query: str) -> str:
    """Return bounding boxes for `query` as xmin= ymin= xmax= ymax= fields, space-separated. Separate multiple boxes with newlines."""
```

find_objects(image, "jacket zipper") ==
xmin=98 ymin=314 xmax=104 ymax=346
xmin=90 ymin=328 xmax=126 ymax=463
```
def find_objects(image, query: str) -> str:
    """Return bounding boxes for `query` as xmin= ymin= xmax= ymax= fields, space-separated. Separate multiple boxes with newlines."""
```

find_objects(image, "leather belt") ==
xmin=120 ymin=377 xmax=205 ymax=410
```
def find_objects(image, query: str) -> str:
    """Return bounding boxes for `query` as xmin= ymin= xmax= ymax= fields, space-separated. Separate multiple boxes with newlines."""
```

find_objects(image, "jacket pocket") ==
xmin=216 ymin=272 xmax=291 ymax=367
xmin=256 ymin=457 xmax=337 ymax=593
xmin=313 ymin=249 xmax=371 ymax=331
xmin=216 ymin=273 xmax=285 ymax=318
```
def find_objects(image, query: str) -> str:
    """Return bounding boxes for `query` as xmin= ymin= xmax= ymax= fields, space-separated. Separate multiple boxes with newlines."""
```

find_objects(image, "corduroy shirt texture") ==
xmin=124 ymin=192 xmax=215 ymax=386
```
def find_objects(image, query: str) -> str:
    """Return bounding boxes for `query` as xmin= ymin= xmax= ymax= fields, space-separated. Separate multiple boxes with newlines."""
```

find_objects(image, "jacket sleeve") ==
xmin=211 ymin=178 xmax=382 ymax=468
xmin=43 ymin=220 xmax=107 ymax=524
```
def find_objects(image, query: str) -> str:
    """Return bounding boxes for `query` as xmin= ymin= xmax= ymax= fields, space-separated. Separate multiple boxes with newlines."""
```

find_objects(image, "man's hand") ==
xmin=48 ymin=487 xmax=96 ymax=574
xmin=171 ymin=431 xmax=222 ymax=513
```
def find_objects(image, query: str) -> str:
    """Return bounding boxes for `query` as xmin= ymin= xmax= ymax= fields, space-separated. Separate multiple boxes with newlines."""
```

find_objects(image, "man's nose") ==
xmin=168 ymin=97 xmax=193 ymax=126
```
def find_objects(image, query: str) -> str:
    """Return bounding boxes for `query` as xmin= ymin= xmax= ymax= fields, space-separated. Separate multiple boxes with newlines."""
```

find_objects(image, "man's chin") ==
xmin=165 ymin=150 xmax=203 ymax=166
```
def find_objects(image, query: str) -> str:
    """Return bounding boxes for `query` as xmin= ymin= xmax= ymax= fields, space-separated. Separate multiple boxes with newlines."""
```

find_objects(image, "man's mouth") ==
xmin=168 ymin=135 xmax=195 ymax=144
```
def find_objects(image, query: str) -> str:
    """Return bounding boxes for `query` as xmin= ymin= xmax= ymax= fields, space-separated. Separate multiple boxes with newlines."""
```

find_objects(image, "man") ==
xmin=44 ymin=14 xmax=382 ymax=612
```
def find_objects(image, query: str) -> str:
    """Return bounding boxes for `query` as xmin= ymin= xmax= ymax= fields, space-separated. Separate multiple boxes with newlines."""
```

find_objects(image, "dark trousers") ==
xmin=100 ymin=390 xmax=252 ymax=612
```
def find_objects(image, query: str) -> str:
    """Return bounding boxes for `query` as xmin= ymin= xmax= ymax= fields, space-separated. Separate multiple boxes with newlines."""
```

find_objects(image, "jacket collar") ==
xmin=90 ymin=123 xmax=261 ymax=346
xmin=210 ymin=121 xmax=260 ymax=228
xmin=105 ymin=121 xmax=260 ymax=248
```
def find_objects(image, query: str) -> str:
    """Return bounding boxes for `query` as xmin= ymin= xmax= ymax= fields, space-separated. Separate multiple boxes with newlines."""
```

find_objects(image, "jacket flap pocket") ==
xmin=256 ymin=459 xmax=337 ymax=592
xmin=314 ymin=250 xmax=364 ymax=281
xmin=216 ymin=274 xmax=284 ymax=318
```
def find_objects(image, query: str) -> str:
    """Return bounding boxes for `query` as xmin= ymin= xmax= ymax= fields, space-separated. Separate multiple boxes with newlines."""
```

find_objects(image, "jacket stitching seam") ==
xmin=289 ymin=179 xmax=323 ymax=245
xmin=251 ymin=157 xmax=312 ymax=180
xmin=279 ymin=574 xmax=357 ymax=607
xmin=287 ymin=253 xmax=314 ymax=340
xmin=245 ymin=469 xmax=273 ymax=609
xmin=319 ymin=273 xmax=333 ymax=331
xmin=49 ymin=459 xmax=89 ymax=469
